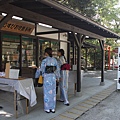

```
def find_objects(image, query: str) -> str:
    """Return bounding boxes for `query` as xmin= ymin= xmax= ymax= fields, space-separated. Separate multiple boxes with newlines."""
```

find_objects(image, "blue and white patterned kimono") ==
xmin=41 ymin=56 xmax=60 ymax=111
xmin=58 ymin=56 xmax=69 ymax=104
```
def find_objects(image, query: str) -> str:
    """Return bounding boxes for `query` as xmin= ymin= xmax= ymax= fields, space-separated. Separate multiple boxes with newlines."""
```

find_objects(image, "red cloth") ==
xmin=61 ymin=63 xmax=70 ymax=70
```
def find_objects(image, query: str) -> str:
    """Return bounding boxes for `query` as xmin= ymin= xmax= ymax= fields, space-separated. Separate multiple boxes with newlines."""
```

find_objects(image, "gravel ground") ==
xmin=77 ymin=92 xmax=120 ymax=120
xmin=77 ymin=70 xmax=119 ymax=120
xmin=84 ymin=70 xmax=117 ymax=81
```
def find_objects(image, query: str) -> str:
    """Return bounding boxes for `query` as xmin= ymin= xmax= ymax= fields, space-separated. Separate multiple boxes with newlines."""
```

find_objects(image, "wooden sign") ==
xmin=5 ymin=62 xmax=10 ymax=78
xmin=0 ymin=16 xmax=34 ymax=35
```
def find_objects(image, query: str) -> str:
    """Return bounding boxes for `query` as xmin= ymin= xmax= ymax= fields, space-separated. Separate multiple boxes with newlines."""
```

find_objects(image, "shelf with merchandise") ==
xmin=3 ymin=41 xmax=20 ymax=43
xmin=2 ymin=47 xmax=18 ymax=50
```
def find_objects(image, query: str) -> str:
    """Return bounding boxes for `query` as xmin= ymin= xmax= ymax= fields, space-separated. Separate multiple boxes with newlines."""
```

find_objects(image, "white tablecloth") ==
xmin=0 ymin=78 xmax=37 ymax=107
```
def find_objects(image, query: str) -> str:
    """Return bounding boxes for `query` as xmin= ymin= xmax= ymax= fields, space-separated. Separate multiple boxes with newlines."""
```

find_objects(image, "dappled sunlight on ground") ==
xmin=87 ymin=71 xmax=97 ymax=73
xmin=94 ymin=76 xmax=101 ymax=78
xmin=0 ymin=110 xmax=13 ymax=118
xmin=84 ymin=70 xmax=116 ymax=80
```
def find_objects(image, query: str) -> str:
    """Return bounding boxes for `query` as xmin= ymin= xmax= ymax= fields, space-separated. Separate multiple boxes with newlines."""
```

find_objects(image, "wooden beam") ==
xmin=0 ymin=14 xmax=12 ymax=29
xmin=81 ymin=35 xmax=86 ymax=44
xmin=36 ymin=30 xmax=67 ymax=35
xmin=0 ymin=4 xmax=104 ymax=39
xmin=0 ymin=0 xmax=13 ymax=6
xmin=73 ymin=32 xmax=81 ymax=47
xmin=99 ymin=39 xmax=104 ymax=50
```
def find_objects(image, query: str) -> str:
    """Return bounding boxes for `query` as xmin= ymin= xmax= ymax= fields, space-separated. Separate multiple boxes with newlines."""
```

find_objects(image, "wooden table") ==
xmin=0 ymin=77 xmax=37 ymax=118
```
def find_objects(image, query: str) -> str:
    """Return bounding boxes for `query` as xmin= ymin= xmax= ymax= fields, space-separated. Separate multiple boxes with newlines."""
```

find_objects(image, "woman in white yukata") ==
xmin=41 ymin=48 xmax=60 ymax=113
xmin=57 ymin=49 xmax=70 ymax=106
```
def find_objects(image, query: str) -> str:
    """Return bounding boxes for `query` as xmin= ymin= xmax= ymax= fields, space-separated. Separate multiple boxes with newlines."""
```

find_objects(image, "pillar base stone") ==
xmin=100 ymin=82 xmax=105 ymax=86
xmin=93 ymin=68 xmax=96 ymax=71
xmin=75 ymin=92 xmax=82 ymax=97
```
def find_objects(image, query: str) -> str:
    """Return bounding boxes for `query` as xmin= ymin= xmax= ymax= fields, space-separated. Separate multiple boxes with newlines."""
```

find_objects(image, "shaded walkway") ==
xmin=0 ymin=70 xmax=117 ymax=120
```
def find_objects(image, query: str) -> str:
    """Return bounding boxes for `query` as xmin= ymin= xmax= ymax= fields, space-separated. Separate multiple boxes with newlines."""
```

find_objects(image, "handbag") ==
xmin=38 ymin=76 xmax=43 ymax=84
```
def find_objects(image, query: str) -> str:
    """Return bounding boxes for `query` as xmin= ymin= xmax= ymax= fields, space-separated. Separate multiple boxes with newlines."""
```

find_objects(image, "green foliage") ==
xmin=56 ymin=0 xmax=120 ymax=69
xmin=57 ymin=0 xmax=120 ymax=33
xmin=93 ymin=0 xmax=120 ymax=33
xmin=81 ymin=39 xmax=101 ymax=69
xmin=83 ymin=39 xmax=118 ymax=69
xmin=56 ymin=0 xmax=96 ymax=17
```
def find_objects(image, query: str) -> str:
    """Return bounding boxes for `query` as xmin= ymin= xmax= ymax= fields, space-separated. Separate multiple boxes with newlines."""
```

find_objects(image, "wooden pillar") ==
xmin=35 ymin=23 xmax=37 ymax=36
xmin=67 ymin=33 xmax=70 ymax=64
xmin=75 ymin=46 xmax=77 ymax=65
xmin=101 ymin=40 xmax=105 ymax=84
xmin=73 ymin=32 xmax=82 ymax=94
xmin=58 ymin=33 xmax=60 ymax=49
xmin=19 ymin=35 xmax=22 ymax=76
xmin=94 ymin=48 xmax=96 ymax=70
xmin=99 ymin=40 xmax=105 ymax=86
xmin=85 ymin=48 xmax=88 ymax=70
xmin=0 ymin=32 xmax=2 ymax=71
xmin=73 ymin=33 xmax=85 ymax=95
xmin=72 ymin=42 xmax=75 ymax=65
xmin=108 ymin=46 xmax=111 ymax=70
xmin=77 ymin=33 xmax=81 ymax=93
xmin=36 ymin=38 xmax=39 ymax=67
xmin=35 ymin=23 xmax=39 ymax=67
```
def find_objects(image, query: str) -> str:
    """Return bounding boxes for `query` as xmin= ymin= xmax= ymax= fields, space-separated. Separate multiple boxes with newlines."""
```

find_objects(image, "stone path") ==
xmin=51 ymin=84 xmax=116 ymax=120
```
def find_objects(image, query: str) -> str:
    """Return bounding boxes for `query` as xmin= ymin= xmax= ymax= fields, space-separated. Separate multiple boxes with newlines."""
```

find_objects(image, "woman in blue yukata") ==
xmin=57 ymin=49 xmax=70 ymax=106
xmin=41 ymin=47 xmax=60 ymax=113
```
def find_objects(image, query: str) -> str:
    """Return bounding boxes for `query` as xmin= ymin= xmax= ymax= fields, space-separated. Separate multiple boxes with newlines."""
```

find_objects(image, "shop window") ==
xmin=2 ymin=34 xmax=20 ymax=70
xmin=39 ymin=40 xmax=60 ymax=65
xmin=51 ymin=41 xmax=59 ymax=58
xmin=22 ymin=36 xmax=36 ymax=67
xmin=39 ymin=40 xmax=50 ymax=65
xmin=2 ymin=35 xmax=36 ymax=70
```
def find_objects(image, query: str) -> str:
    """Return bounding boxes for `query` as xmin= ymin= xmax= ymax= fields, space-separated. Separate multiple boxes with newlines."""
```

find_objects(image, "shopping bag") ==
xmin=34 ymin=78 xmax=43 ymax=87
xmin=38 ymin=76 xmax=43 ymax=84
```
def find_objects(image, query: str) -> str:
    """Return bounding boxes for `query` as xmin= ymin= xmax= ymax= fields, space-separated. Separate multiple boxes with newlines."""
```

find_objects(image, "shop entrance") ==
xmin=0 ymin=32 xmax=69 ymax=78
